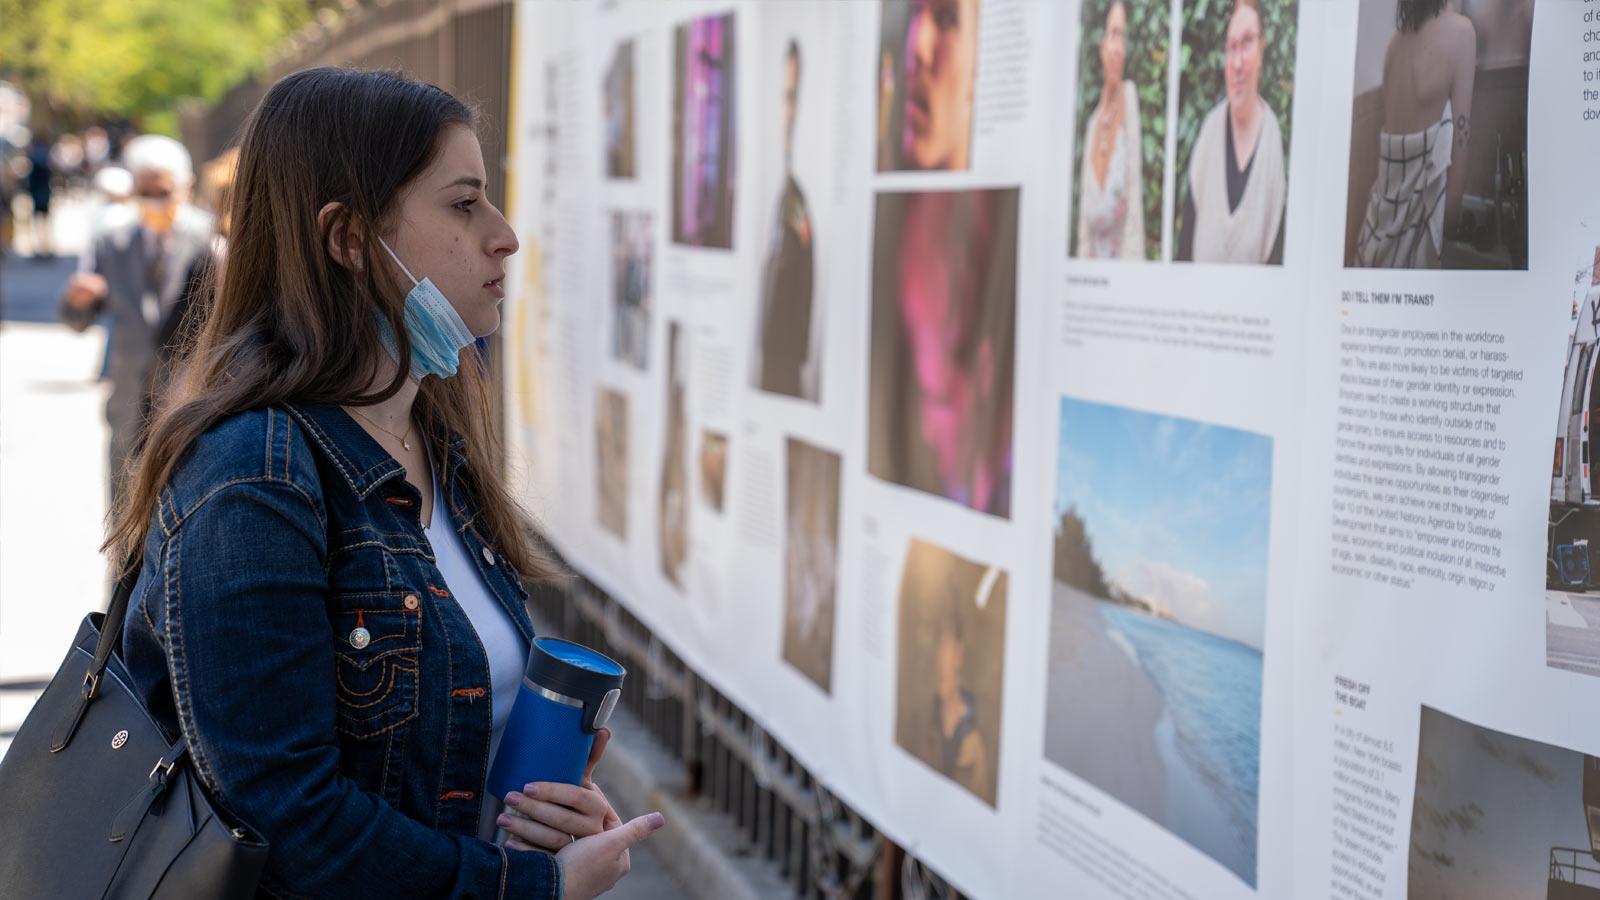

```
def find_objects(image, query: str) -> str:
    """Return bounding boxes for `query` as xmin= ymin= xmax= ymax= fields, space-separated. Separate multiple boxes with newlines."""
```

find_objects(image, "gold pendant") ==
xmin=403 ymin=439 xmax=412 ymax=451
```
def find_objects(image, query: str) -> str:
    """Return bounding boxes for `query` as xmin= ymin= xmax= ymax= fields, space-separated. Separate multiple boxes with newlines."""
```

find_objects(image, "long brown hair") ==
xmin=107 ymin=67 xmax=553 ymax=581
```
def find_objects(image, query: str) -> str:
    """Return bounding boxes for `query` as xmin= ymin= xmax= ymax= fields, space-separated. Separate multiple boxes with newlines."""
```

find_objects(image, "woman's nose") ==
xmin=488 ymin=204 xmax=519 ymax=257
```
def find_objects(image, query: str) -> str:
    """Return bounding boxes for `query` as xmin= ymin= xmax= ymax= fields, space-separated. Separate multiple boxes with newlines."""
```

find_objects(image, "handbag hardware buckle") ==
xmin=149 ymin=756 xmax=177 ymax=785
xmin=82 ymin=671 xmax=101 ymax=700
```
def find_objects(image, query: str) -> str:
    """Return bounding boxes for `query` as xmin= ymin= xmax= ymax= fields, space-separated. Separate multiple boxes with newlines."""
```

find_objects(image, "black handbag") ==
xmin=0 ymin=557 xmax=268 ymax=898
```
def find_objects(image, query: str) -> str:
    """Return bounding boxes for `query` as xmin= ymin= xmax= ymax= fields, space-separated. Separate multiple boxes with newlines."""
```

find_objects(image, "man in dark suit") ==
xmin=59 ymin=135 xmax=215 ymax=507
xmin=751 ymin=39 xmax=818 ymax=402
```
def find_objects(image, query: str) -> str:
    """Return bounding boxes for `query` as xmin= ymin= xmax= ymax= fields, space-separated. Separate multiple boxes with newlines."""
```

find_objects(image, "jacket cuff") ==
xmin=504 ymin=846 xmax=563 ymax=900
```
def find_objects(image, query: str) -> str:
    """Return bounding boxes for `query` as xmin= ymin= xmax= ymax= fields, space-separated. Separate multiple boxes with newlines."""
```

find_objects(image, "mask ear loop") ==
xmin=376 ymin=236 xmax=422 ymax=287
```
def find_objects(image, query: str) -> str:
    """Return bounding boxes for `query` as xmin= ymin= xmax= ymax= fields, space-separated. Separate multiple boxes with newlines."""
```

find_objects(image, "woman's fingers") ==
xmin=524 ymin=781 xmax=610 ymax=820
xmin=582 ymin=728 xmax=611 ymax=784
xmin=588 ymin=781 xmax=623 ymax=830
xmin=497 ymin=809 xmax=571 ymax=852
xmin=505 ymin=789 xmax=603 ymax=837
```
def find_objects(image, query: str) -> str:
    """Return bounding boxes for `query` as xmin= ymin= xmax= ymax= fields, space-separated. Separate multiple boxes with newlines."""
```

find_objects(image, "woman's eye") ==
xmin=454 ymin=197 xmax=477 ymax=213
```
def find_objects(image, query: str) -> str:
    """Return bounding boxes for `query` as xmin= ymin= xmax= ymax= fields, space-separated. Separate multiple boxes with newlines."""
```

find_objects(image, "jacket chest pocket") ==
xmin=331 ymin=597 xmax=422 ymax=739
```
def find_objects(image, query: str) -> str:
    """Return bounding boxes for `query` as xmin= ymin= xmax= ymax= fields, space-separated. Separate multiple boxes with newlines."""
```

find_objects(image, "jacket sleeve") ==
xmin=156 ymin=478 xmax=562 ymax=900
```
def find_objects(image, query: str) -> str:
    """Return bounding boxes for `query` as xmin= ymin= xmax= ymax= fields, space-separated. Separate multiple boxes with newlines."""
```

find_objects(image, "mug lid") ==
xmin=525 ymin=637 xmax=626 ymax=702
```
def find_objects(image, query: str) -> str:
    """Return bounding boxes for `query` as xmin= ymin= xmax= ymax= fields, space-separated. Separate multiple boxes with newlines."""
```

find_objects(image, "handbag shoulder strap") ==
xmin=52 ymin=551 xmax=143 ymax=752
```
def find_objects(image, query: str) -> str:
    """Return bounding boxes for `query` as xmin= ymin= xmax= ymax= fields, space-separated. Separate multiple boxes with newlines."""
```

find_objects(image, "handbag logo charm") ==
xmin=111 ymin=730 xmax=128 ymax=750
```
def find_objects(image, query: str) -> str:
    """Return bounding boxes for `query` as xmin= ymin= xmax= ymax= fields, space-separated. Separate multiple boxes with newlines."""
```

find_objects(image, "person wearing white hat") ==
xmin=59 ymin=134 xmax=215 ymax=506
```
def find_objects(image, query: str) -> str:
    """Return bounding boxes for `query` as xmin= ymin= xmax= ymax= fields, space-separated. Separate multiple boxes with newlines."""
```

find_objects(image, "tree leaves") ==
xmin=0 ymin=0 xmax=325 ymax=131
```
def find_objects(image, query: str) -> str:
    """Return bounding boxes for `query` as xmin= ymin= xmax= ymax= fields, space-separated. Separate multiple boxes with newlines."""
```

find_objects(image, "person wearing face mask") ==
xmin=102 ymin=68 xmax=661 ymax=900
xmin=59 ymin=134 xmax=216 ymax=507
xmin=1176 ymin=0 xmax=1287 ymax=265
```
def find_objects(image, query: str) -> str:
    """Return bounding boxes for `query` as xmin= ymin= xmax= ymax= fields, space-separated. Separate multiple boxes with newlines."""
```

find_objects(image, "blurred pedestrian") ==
xmin=24 ymin=135 xmax=53 ymax=257
xmin=58 ymin=134 xmax=215 ymax=507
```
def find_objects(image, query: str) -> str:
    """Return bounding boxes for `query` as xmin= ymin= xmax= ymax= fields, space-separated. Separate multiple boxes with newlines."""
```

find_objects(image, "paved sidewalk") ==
xmin=0 ymin=252 xmax=108 ymax=757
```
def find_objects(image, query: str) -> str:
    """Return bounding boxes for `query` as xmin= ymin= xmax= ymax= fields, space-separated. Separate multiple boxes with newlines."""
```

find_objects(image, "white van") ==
xmin=1550 ymin=251 xmax=1600 ymax=588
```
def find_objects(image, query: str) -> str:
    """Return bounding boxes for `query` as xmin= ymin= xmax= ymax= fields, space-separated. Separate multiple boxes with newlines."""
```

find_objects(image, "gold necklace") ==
xmin=346 ymin=406 xmax=416 ymax=452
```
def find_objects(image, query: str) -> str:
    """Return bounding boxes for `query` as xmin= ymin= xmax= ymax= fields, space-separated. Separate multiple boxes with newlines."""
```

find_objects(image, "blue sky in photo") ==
xmin=1054 ymin=396 xmax=1273 ymax=649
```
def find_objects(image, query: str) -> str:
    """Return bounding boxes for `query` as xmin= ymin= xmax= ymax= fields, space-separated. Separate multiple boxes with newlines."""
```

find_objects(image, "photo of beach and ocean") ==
xmin=1042 ymin=396 xmax=1271 ymax=887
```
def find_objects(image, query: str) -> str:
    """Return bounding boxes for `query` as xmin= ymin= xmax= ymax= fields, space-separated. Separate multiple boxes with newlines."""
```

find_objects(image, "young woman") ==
xmin=106 ymin=67 xmax=662 ymax=899
xmin=1075 ymin=0 xmax=1147 ymax=260
xmin=1354 ymin=0 xmax=1476 ymax=269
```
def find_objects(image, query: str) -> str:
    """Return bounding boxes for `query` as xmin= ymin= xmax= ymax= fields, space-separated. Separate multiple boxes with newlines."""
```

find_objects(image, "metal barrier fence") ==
xmin=524 ymin=546 xmax=967 ymax=900
xmin=187 ymin=2 xmax=971 ymax=895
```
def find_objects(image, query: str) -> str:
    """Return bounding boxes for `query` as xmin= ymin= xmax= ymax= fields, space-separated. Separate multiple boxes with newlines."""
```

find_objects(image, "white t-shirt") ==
xmin=424 ymin=454 xmax=527 ymax=841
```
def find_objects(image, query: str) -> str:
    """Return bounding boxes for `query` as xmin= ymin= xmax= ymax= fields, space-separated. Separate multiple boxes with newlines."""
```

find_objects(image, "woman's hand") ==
xmin=498 ymin=728 xmax=620 ymax=852
xmin=553 ymin=810 xmax=665 ymax=900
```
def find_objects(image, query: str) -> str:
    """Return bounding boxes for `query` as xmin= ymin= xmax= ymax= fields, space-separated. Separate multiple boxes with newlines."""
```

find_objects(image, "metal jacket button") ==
xmin=481 ymin=547 xmax=496 ymax=566
xmin=403 ymin=594 xmax=420 ymax=611
xmin=349 ymin=627 xmax=371 ymax=650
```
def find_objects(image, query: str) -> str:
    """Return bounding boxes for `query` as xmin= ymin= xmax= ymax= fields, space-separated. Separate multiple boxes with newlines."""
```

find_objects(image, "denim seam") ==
xmin=265 ymin=404 xmax=273 ymax=483
xmin=334 ymin=659 xmax=417 ymax=706
xmin=496 ymin=845 xmax=509 ymax=900
xmin=161 ymin=528 xmax=223 ymax=800
xmin=286 ymin=404 xmax=371 ymax=495
xmin=170 ymin=474 xmax=323 ymax=532
xmin=432 ymin=598 xmax=455 ymax=831
xmin=283 ymin=412 xmax=293 ymax=482
xmin=287 ymin=403 xmax=404 ymax=493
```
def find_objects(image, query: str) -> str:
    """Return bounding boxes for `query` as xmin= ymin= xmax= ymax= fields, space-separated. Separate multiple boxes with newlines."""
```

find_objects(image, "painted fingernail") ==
xmin=525 ymin=784 xmax=539 ymax=798
xmin=497 ymin=814 xmax=511 ymax=826
xmin=648 ymin=812 xmax=665 ymax=829
xmin=505 ymin=792 xmax=520 ymax=805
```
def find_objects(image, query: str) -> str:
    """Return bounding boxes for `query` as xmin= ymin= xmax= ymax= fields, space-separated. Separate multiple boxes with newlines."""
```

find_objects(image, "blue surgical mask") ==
xmin=374 ymin=237 xmax=476 ymax=380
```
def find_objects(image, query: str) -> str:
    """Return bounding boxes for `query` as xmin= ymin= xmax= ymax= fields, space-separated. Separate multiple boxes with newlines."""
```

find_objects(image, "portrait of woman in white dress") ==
xmin=1074 ymin=0 xmax=1146 ymax=260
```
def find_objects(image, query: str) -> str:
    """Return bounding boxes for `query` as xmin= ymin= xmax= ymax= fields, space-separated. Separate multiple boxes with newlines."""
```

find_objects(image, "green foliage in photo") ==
xmin=1067 ymin=0 xmax=1169 ymax=261
xmin=1174 ymin=0 xmax=1299 ymax=212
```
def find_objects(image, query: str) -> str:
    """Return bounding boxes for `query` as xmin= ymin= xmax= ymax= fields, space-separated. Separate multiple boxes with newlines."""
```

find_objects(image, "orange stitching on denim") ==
xmin=439 ymin=790 xmax=476 ymax=801
xmin=428 ymin=585 xmax=451 ymax=598
xmin=265 ymin=403 xmax=273 ymax=479
xmin=496 ymin=845 xmax=509 ymax=900
xmin=335 ymin=660 xmax=416 ymax=708
xmin=451 ymin=687 xmax=486 ymax=700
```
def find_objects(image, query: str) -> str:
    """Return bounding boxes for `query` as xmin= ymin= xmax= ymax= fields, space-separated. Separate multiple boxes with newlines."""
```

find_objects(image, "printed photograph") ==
xmin=1173 ymin=0 xmax=1299 ymax=265
xmin=1043 ymin=396 xmax=1271 ymax=887
xmin=894 ymin=538 xmax=1007 ymax=807
xmin=1409 ymin=705 xmax=1600 ymax=899
xmin=672 ymin=12 xmax=737 ymax=248
xmin=868 ymin=188 xmax=1018 ymax=519
xmin=876 ymin=0 xmax=980 ymax=173
xmin=750 ymin=34 xmax=821 ymax=402
xmin=699 ymin=430 xmax=728 ymax=513
xmin=658 ymin=323 xmax=688 ymax=586
xmin=1067 ymin=0 xmax=1169 ymax=261
xmin=609 ymin=211 xmax=652 ymax=370
xmin=1344 ymin=0 xmax=1533 ymax=269
xmin=782 ymin=438 xmax=841 ymax=693
xmin=595 ymin=388 xmax=629 ymax=539
xmin=1547 ymin=247 xmax=1600 ymax=679
xmin=603 ymin=39 xmax=636 ymax=179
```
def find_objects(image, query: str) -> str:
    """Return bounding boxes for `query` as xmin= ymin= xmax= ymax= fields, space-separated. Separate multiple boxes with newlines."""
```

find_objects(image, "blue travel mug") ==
xmin=486 ymin=637 xmax=625 ymax=799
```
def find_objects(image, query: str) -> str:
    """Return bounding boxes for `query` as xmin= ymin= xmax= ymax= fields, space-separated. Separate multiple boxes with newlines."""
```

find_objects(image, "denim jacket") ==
xmin=121 ymin=402 xmax=561 ymax=899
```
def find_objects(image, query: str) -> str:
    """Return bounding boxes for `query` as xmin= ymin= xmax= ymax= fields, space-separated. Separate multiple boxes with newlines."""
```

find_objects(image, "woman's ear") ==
xmin=318 ymin=201 xmax=365 ymax=271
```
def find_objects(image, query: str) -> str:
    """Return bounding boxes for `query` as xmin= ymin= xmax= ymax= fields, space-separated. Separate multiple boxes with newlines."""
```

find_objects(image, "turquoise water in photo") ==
xmin=1100 ymin=603 xmax=1262 ymax=885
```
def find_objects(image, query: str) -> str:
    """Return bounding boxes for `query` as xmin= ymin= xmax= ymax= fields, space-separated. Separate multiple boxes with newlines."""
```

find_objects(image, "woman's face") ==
xmin=1100 ymin=2 xmax=1128 ymax=88
xmin=385 ymin=124 xmax=518 ymax=338
xmin=1224 ymin=4 xmax=1264 ymax=113
xmin=901 ymin=0 xmax=980 ymax=170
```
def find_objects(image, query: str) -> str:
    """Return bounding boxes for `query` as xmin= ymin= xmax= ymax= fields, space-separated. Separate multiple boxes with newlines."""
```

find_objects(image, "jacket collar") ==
xmin=285 ymin=402 xmax=468 ymax=500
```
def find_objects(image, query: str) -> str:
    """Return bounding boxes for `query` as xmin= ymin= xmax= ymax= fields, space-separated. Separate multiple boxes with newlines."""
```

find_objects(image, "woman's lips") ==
xmin=485 ymin=276 xmax=505 ymax=299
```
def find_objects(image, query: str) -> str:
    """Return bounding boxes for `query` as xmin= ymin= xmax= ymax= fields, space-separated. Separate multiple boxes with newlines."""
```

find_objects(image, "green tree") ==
xmin=1067 ymin=0 xmax=1169 ymax=261
xmin=0 ymin=0 xmax=328 ymax=133
xmin=1053 ymin=506 xmax=1111 ymax=599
